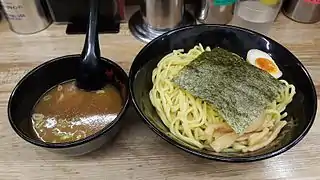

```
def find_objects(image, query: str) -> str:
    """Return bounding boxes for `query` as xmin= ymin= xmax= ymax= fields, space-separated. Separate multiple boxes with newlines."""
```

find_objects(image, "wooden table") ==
xmin=0 ymin=14 xmax=319 ymax=180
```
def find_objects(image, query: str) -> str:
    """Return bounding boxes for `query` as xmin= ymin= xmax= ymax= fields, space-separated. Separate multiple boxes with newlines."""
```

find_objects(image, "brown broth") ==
xmin=31 ymin=80 xmax=123 ymax=143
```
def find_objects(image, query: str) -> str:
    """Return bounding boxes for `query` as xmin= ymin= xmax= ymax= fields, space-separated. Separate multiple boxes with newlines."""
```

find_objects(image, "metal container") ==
xmin=140 ymin=0 xmax=185 ymax=30
xmin=0 ymin=9 xmax=2 ymax=22
xmin=196 ymin=0 xmax=235 ymax=24
xmin=128 ymin=0 xmax=195 ymax=43
xmin=0 ymin=0 xmax=52 ymax=34
xmin=282 ymin=0 xmax=320 ymax=23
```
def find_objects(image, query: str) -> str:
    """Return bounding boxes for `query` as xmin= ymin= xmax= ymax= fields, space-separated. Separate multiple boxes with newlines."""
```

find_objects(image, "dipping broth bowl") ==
xmin=8 ymin=55 xmax=129 ymax=156
xmin=129 ymin=24 xmax=317 ymax=162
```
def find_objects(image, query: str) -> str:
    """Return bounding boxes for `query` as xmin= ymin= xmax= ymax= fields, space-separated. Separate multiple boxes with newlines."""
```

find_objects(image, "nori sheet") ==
xmin=172 ymin=48 xmax=285 ymax=134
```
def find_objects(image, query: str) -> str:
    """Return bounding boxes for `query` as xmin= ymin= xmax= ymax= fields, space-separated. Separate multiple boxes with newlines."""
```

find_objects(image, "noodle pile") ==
xmin=149 ymin=44 xmax=296 ymax=153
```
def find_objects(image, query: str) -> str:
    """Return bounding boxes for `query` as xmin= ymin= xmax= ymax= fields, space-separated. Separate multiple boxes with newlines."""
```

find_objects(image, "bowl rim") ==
xmin=7 ymin=54 xmax=130 ymax=149
xmin=129 ymin=24 xmax=318 ymax=162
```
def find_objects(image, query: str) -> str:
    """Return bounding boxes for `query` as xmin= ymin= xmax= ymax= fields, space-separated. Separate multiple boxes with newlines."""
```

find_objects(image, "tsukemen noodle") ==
xmin=149 ymin=44 xmax=296 ymax=153
xmin=32 ymin=80 xmax=123 ymax=143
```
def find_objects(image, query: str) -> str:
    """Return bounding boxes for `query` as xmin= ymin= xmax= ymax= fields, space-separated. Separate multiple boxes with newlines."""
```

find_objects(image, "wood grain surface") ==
xmin=0 ymin=14 xmax=319 ymax=180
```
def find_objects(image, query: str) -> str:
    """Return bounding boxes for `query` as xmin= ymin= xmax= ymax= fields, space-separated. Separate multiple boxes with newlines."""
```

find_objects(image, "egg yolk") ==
xmin=255 ymin=58 xmax=277 ymax=73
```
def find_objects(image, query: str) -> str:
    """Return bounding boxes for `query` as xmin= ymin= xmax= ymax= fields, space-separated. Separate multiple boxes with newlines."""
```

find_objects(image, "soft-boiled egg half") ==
xmin=246 ymin=49 xmax=282 ymax=79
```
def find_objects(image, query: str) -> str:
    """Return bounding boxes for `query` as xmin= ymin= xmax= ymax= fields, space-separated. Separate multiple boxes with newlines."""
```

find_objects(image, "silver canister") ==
xmin=0 ymin=0 xmax=52 ymax=34
xmin=282 ymin=0 xmax=320 ymax=23
xmin=196 ymin=0 xmax=235 ymax=24
xmin=140 ymin=0 xmax=185 ymax=30
xmin=129 ymin=0 xmax=195 ymax=43
xmin=0 ymin=8 xmax=2 ymax=22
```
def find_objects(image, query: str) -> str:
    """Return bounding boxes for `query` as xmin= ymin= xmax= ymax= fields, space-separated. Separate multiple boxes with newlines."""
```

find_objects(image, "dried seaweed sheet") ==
xmin=172 ymin=48 xmax=285 ymax=134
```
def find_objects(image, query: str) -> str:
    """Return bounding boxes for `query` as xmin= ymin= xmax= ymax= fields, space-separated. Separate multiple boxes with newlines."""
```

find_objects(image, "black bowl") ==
xmin=8 ymin=55 xmax=129 ymax=156
xmin=129 ymin=24 xmax=317 ymax=162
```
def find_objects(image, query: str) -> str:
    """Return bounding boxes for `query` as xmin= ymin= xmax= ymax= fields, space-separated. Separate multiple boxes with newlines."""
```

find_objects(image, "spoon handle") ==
xmin=81 ymin=0 xmax=100 ymax=60
xmin=76 ymin=0 xmax=106 ymax=91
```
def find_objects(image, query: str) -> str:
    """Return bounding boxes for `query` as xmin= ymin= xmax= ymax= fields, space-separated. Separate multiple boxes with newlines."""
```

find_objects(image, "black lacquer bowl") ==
xmin=129 ymin=25 xmax=317 ymax=162
xmin=8 ymin=55 xmax=129 ymax=156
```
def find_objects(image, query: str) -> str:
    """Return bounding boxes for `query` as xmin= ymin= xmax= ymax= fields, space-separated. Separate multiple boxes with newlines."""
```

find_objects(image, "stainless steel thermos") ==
xmin=140 ymin=0 xmax=185 ymax=30
xmin=0 ymin=0 xmax=52 ymax=34
xmin=195 ymin=0 xmax=235 ymax=24
xmin=282 ymin=0 xmax=320 ymax=23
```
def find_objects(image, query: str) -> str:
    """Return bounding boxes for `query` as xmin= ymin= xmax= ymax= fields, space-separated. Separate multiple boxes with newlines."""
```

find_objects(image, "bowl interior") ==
xmin=8 ymin=55 xmax=129 ymax=148
xmin=130 ymin=25 xmax=317 ymax=161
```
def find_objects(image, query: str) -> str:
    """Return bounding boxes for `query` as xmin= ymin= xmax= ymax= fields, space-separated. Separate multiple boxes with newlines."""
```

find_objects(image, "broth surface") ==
xmin=32 ymin=80 xmax=123 ymax=143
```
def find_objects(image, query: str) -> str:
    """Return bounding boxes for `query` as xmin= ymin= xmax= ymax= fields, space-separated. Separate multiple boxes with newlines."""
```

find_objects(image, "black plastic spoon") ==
xmin=76 ymin=0 xmax=106 ymax=91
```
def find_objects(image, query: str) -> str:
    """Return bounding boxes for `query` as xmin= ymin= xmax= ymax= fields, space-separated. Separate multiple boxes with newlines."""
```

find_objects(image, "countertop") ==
xmin=0 ymin=14 xmax=319 ymax=180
